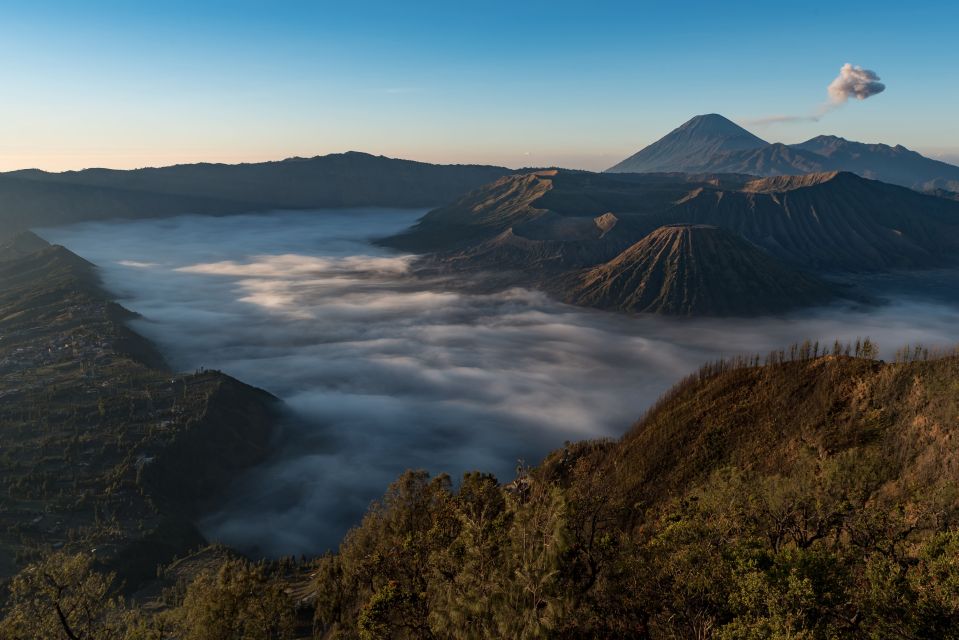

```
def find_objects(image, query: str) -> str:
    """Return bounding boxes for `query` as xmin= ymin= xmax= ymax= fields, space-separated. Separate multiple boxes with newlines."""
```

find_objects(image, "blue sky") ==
xmin=1 ymin=0 xmax=957 ymax=171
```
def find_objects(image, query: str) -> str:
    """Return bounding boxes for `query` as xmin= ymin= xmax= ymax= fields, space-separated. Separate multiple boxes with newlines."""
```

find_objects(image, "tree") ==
xmin=428 ymin=472 xmax=510 ymax=638
xmin=0 ymin=552 xmax=125 ymax=640
xmin=177 ymin=558 xmax=295 ymax=640
xmin=490 ymin=478 xmax=570 ymax=638
xmin=314 ymin=470 xmax=458 ymax=638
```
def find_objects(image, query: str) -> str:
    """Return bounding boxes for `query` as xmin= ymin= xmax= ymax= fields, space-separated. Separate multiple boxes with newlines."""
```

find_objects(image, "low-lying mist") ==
xmin=40 ymin=210 xmax=959 ymax=556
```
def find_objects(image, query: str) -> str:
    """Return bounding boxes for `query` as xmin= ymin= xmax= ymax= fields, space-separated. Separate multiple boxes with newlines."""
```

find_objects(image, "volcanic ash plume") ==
xmin=827 ymin=63 xmax=885 ymax=103
xmin=746 ymin=63 xmax=886 ymax=125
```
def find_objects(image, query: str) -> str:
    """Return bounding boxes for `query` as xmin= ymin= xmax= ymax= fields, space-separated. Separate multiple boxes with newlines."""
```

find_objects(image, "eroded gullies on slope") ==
xmin=385 ymin=168 xmax=959 ymax=315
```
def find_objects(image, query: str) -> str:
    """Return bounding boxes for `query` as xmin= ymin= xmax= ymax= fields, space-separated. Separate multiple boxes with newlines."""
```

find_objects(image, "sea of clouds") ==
xmin=40 ymin=210 xmax=959 ymax=556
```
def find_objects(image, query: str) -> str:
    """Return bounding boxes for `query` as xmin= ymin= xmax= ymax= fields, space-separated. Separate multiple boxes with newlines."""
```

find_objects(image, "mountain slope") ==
xmin=381 ymin=171 xmax=557 ymax=252
xmin=0 ymin=237 xmax=279 ymax=586
xmin=419 ymin=212 xmax=644 ymax=286
xmin=607 ymin=352 xmax=959 ymax=515
xmin=0 ymin=230 xmax=52 ymax=259
xmin=0 ymin=173 xmax=249 ymax=231
xmin=392 ymin=168 xmax=959 ymax=272
xmin=607 ymin=114 xmax=768 ymax=173
xmin=660 ymin=171 xmax=959 ymax=270
xmin=567 ymin=224 xmax=831 ymax=315
xmin=682 ymin=142 xmax=832 ymax=175
xmin=386 ymin=168 xmax=959 ymax=315
xmin=793 ymin=135 xmax=959 ymax=192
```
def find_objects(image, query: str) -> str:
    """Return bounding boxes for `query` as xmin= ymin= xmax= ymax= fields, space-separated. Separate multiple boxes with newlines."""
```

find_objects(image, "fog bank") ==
xmin=40 ymin=210 xmax=959 ymax=556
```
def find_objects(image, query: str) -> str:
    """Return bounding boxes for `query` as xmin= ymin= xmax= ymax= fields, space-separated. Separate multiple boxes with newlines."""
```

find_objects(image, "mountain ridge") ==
xmin=0 ymin=152 xmax=514 ymax=232
xmin=658 ymin=170 xmax=959 ymax=270
xmin=608 ymin=114 xmax=959 ymax=192
xmin=384 ymin=167 xmax=959 ymax=315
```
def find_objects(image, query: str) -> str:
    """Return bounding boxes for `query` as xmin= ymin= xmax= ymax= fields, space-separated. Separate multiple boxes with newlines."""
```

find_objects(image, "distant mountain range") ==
xmin=0 ymin=152 xmax=511 ymax=232
xmin=607 ymin=114 xmax=959 ymax=192
xmin=5 ymin=120 xmax=959 ymax=318
xmin=383 ymin=168 xmax=959 ymax=316
xmin=378 ymin=113 xmax=959 ymax=317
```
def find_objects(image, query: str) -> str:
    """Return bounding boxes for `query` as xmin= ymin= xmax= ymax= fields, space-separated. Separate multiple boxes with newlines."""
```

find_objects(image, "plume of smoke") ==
xmin=745 ymin=63 xmax=885 ymax=127
xmin=827 ymin=63 xmax=886 ymax=103
xmin=742 ymin=113 xmax=820 ymax=126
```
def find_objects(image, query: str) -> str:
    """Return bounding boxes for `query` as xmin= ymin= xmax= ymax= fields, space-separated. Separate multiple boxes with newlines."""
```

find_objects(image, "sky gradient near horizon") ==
xmin=2 ymin=0 xmax=958 ymax=172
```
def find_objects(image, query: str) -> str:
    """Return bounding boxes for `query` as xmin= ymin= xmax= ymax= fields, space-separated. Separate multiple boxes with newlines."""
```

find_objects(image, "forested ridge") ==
xmin=5 ymin=341 xmax=959 ymax=639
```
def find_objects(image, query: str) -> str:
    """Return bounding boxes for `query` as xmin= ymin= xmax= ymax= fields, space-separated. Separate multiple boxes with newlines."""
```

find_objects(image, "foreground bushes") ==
xmin=308 ymin=460 xmax=959 ymax=639
xmin=4 ymin=460 xmax=959 ymax=639
xmin=5 ymin=353 xmax=959 ymax=639
xmin=0 ymin=553 xmax=294 ymax=640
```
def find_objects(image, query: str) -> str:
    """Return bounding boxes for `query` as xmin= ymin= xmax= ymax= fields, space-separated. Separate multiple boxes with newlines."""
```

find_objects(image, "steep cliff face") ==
xmin=379 ymin=169 xmax=728 ymax=253
xmin=381 ymin=171 xmax=557 ymax=252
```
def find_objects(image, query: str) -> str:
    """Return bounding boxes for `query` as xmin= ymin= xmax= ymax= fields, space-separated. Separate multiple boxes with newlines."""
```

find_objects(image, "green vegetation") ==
xmin=4 ymin=342 xmax=958 ymax=639
xmin=0 ymin=550 xmax=297 ymax=640
xmin=308 ymin=346 xmax=959 ymax=638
